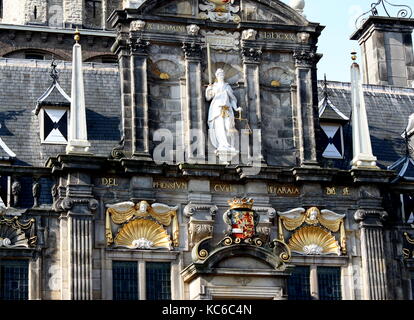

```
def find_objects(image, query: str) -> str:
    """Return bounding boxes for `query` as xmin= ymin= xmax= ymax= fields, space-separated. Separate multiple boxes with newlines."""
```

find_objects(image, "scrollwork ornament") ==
xmin=61 ymin=197 xmax=74 ymax=211
xmin=354 ymin=0 xmax=412 ymax=29
xmin=223 ymin=236 xmax=233 ymax=246
xmin=89 ymin=199 xmax=99 ymax=211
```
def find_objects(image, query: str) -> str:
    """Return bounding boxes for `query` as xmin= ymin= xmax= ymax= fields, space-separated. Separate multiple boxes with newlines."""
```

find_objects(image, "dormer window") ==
xmin=320 ymin=123 xmax=344 ymax=159
xmin=39 ymin=107 xmax=68 ymax=144
xmin=319 ymin=77 xmax=349 ymax=160
xmin=34 ymin=60 xmax=71 ymax=145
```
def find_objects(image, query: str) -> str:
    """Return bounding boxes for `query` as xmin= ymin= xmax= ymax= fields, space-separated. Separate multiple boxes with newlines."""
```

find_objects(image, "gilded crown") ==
xmin=228 ymin=197 xmax=254 ymax=209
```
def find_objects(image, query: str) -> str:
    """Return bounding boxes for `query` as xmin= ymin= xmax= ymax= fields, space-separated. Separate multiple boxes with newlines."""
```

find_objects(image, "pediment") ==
xmin=139 ymin=0 xmax=309 ymax=26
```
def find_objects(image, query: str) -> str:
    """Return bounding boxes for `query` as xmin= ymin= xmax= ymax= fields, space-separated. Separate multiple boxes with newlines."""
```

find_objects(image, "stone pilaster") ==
xmin=241 ymin=43 xmax=263 ymax=162
xmin=57 ymin=171 xmax=98 ymax=300
xmin=293 ymin=49 xmax=319 ymax=167
xmin=112 ymin=29 xmax=131 ymax=158
xmin=129 ymin=35 xmax=152 ymax=160
xmin=354 ymin=185 xmax=389 ymax=300
xmin=182 ymin=41 xmax=206 ymax=163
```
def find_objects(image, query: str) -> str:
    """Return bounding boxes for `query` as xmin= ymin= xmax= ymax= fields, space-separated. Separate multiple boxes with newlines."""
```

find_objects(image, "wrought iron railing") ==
xmin=355 ymin=0 xmax=412 ymax=29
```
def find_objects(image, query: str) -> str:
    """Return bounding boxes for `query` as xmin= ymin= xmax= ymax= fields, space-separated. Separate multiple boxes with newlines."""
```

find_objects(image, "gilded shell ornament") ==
xmin=114 ymin=219 xmax=172 ymax=250
xmin=288 ymin=226 xmax=341 ymax=256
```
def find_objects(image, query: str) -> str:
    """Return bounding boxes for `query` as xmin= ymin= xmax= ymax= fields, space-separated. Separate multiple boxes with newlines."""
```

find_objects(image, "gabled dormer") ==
xmin=318 ymin=77 xmax=349 ymax=160
xmin=34 ymin=60 xmax=71 ymax=145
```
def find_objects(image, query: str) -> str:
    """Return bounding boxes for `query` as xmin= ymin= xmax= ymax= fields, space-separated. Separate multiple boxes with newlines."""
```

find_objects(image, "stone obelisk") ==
xmin=66 ymin=28 xmax=92 ymax=155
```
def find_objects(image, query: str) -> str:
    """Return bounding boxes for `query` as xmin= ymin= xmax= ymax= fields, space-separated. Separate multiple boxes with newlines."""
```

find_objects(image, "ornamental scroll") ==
xmin=105 ymin=201 xmax=179 ymax=250
xmin=0 ymin=216 xmax=37 ymax=248
xmin=277 ymin=207 xmax=347 ymax=256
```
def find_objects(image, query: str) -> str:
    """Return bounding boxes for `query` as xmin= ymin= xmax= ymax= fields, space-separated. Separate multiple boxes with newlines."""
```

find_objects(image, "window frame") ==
xmin=287 ymin=263 xmax=344 ymax=300
xmin=0 ymin=259 xmax=30 ymax=300
xmin=320 ymin=122 xmax=345 ymax=160
xmin=106 ymin=250 xmax=178 ymax=300
xmin=39 ymin=106 xmax=70 ymax=145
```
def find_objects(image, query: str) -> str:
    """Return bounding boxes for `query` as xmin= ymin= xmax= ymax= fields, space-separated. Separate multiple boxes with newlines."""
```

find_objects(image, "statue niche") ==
xmin=206 ymin=68 xmax=242 ymax=155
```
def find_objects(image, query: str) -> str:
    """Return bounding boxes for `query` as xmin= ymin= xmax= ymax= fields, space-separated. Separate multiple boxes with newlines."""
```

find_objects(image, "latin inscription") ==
xmin=258 ymin=32 xmax=296 ymax=41
xmin=212 ymin=183 xmax=237 ymax=193
xmin=325 ymin=187 xmax=351 ymax=196
xmin=101 ymin=177 xmax=118 ymax=187
xmin=206 ymin=36 xmax=237 ymax=48
xmin=145 ymin=22 xmax=186 ymax=34
xmin=268 ymin=185 xmax=300 ymax=197
xmin=153 ymin=180 xmax=188 ymax=190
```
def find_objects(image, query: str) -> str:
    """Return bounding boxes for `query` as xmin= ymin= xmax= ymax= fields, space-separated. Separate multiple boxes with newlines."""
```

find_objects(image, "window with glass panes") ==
xmin=112 ymin=261 xmax=138 ymax=300
xmin=287 ymin=266 xmax=311 ymax=300
xmin=317 ymin=267 xmax=342 ymax=300
xmin=0 ymin=260 xmax=29 ymax=300
xmin=146 ymin=262 xmax=171 ymax=300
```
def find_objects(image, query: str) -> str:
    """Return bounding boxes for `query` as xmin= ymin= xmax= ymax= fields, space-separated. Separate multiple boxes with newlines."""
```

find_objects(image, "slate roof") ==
xmin=0 ymin=58 xmax=122 ymax=167
xmin=318 ymin=81 xmax=414 ymax=170
xmin=0 ymin=57 xmax=413 ymax=171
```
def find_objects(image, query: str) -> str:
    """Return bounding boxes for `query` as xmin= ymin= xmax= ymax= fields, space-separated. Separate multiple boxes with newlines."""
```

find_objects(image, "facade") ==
xmin=0 ymin=0 xmax=413 ymax=300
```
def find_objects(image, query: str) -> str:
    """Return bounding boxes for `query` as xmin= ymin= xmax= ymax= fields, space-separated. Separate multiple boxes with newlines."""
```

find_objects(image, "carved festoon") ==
xmin=105 ymin=201 xmax=179 ymax=249
xmin=278 ymin=207 xmax=347 ymax=255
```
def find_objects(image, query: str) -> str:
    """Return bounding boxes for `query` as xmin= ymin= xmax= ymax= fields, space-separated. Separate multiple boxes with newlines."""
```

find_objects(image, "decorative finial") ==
xmin=355 ymin=0 xmax=412 ymax=29
xmin=351 ymin=52 xmax=357 ymax=61
xmin=74 ymin=27 xmax=80 ymax=43
xmin=50 ymin=57 xmax=59 ymax=82
xmin=323 ymin=74 xmax=328 ymax=100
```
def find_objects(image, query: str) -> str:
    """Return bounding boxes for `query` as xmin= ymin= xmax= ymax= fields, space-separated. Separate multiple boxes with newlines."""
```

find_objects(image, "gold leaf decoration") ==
xmin=288 ymin=226 xmax=341 ymax=256
xmin=114 ymin=219 xmax=172 ymax=250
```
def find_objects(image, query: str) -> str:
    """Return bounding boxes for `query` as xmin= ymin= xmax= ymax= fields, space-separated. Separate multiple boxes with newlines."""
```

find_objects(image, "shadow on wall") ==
xmin=0 ymin=110 xmax=26 ymax=136
xmin=86 ymin=108 xmax=120 ymax=141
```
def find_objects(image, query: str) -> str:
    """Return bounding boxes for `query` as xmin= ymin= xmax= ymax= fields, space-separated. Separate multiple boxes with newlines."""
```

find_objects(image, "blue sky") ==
xmin=280 ymin=0 xmax=414 ymax=82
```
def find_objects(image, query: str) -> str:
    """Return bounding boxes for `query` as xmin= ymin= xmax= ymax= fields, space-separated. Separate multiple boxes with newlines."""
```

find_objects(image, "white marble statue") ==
xmin=206 ymin=69 xmax=242 ymax=153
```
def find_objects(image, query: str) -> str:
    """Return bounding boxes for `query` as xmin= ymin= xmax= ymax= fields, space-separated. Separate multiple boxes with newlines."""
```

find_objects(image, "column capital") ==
xmin=182 ymin=41 xmax=202 ymax=60
xmin=241 ymin=45 xmax=263 ymax=64
xmin=129 ymin=37 xmax=150 ymax=55
xmin=293 ymin=49 xmax=319 ymax=68
xmin=354 ymin=208 xmax=388 ymax=227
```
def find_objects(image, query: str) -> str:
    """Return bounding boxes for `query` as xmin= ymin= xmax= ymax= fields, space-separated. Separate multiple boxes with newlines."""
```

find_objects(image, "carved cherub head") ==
xmin=305 ymin=207 xmax=320 ymax=224
xmin=138 ymin=200 xmax=150 ymax=213
xmin=242 ymin=29 xmax=257 ymax=40
xmin=186 ymin=24 xmax=200 ymax=36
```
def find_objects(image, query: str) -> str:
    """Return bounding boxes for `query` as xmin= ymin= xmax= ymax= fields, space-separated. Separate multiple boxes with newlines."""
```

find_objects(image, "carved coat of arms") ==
xmin=223 ymin=197 xmax=261 ymax=245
